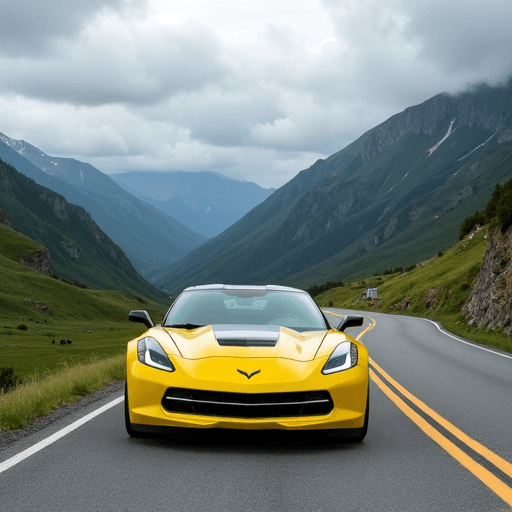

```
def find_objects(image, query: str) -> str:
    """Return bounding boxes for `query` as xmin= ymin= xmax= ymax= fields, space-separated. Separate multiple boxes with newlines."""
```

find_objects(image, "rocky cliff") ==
xmin=462 ymin=225 xmax=512 ymax=335
xmin=19 ymin=248 xmax=54 ymax=277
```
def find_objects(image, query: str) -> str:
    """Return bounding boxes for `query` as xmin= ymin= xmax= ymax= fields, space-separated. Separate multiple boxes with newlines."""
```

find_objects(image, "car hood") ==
xmin=162 ymin=324 xmax=334 ymax=362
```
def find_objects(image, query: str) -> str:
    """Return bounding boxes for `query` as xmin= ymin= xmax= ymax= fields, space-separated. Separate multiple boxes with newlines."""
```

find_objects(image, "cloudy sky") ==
xmin=1 ymin=0 xmax=511 ymax=188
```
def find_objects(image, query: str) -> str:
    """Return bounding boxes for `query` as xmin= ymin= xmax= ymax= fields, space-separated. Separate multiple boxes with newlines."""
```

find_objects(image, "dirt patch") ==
xmin=24 ymin=299 xmax=53 ymax=316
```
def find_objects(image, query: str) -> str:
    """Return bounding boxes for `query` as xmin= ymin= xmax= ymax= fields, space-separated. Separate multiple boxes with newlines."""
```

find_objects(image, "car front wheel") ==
xmin=325 ymin=388 xmax=369 ymax=443
xmin=124 ymin=382 xmax=144 ymax=438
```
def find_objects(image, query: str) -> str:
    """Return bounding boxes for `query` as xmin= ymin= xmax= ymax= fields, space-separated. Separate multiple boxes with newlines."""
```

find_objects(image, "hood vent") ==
xmin=213 ymin=325 xmax=279 ymax=347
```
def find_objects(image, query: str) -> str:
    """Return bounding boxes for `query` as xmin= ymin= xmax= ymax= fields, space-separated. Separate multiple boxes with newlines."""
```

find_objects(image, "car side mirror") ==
xmin=336 ymin=315 xmax=364 ymax=332
xmin=129 ymin=310 xmax=154 ymax=329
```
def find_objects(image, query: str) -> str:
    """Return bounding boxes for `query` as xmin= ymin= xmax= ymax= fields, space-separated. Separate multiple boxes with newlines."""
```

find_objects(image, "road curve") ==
xmin=1 ymin=309 xmax=511 ymax=511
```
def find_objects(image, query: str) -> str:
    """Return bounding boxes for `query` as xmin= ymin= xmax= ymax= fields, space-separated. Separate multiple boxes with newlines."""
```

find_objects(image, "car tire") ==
xmin=347 ymin=391 xmax=369 ymax=443
xmin=125 ymin=382 xmax=144 ymax=438
xmin=326 ymin=387 xmax=369 ymax=443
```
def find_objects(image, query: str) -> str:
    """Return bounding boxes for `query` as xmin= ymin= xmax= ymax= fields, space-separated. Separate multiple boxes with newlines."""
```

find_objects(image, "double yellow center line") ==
xmin=325 ymin=310 xmax=512 ymax=508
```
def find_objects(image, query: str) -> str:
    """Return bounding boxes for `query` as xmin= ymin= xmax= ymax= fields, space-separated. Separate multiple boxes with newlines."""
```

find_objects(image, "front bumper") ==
xmin=126 ymin=344 xmax=369 ymax=431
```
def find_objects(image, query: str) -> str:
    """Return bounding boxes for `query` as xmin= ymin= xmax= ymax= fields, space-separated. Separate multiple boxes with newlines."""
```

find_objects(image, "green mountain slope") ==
xmin=0 ymin=135 xmax=206 ymax=276
xmin=152 ymin=80 xmax=512 ymax=293
xmin=0 ymin=158 xmax=166 ymax=302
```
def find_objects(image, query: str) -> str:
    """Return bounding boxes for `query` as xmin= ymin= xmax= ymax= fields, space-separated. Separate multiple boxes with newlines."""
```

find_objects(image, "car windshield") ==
xmin=164 ymin=289 xmax=328 ymax=332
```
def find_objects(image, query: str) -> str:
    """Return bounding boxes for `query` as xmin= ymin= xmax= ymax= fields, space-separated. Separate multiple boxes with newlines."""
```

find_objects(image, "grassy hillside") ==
xmin=0 ymin=220 xmax=44 ymax=262
xmin=315 ymin=227 xmax=512 ymax=354
xmin=0 ymin=224 xmax=169 ymax=380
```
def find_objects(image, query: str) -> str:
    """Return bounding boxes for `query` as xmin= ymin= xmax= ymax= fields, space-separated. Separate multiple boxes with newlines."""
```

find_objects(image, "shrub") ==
xmin=459 ymin=211 xmax=485 ymax=240
xmin=460 ymin=178 xmax=512 ymax=237
xmin=0 ymin=367 xmax=21 ymax=393
xmin=383 ymin=266 xmax=404 ymax=275
xmin=496 ymin=187 xmax=512 ymax=232
xmin=307 ymin=281 xmax=344 ymax=297
xmin=16 ymin=324 xmax=28 ymax=331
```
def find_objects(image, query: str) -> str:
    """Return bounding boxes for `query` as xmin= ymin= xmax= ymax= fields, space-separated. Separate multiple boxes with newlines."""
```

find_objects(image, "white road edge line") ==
xmin=0 ymin=396 xmax=124 ymax=474
xmin=424 ymin=319 xmax=512 ymax=361
xmin=324 ymin=309 xmax=512 ymax=362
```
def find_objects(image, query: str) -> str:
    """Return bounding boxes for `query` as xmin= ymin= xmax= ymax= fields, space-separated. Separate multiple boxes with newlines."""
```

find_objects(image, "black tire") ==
xmin=347 ymin=391 xmax=369 ymax=443
xmin=326 ymin=387 xmax=369 ymax=443
xmin=124 ymin=382 xmax=144 ymax=438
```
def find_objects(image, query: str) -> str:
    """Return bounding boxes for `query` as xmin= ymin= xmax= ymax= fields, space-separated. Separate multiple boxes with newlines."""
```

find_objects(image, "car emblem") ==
xmin=237 ymin=369 xmax=261 ymax=379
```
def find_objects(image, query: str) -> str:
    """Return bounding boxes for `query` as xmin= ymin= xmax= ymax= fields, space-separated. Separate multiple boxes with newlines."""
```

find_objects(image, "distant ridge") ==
xmin=150 ymin=79 xmax=512 ymax=293
xmin=0 ymin=135 xmax=207 ymax=276
xmin=111 ymin=171 xmax=275 ymax=238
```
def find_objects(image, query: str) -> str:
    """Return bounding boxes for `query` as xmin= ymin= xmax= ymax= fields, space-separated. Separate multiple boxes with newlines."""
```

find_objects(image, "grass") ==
xmin=0 ymin=355 xmax=125 ymax=431
xmin=0 ymin=219 xmax=173 ymax=431
xmin=0 ymin=222 xmax=43 ymax=262
xmin=0 ymin=249 xmax=168 ymax=380
xmin=315 ymin=227 xmax=512 ymax=355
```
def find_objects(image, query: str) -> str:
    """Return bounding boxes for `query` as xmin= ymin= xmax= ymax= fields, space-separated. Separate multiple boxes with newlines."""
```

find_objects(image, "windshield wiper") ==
xmin=167 ymin=323 xmax=205 ymax=330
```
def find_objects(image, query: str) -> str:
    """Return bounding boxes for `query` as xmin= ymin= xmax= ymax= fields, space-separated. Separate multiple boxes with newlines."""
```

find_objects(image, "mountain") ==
xmin=0 ymin=158 xmax=166 ymax=302
xmin=110 ymin=171 xmax=275 ymax=238
xmin=151 ymin=79 xmax=512 ymax=293
xmin=0 ymin=135 xmax=206 ymax=276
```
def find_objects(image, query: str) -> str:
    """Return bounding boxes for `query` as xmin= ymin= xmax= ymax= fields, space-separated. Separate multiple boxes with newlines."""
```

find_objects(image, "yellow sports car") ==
xmin=125 ymin=284 xmax=369 ymax=441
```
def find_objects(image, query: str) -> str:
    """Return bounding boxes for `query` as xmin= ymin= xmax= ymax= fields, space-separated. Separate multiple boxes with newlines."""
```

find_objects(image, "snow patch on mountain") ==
xmin=428 ymin=119 xmax=457 ymax=156
xmin=457 ymin=131 xmax=497 ymax=161
xmin=0 ymin=132 xmax=25 ymax=155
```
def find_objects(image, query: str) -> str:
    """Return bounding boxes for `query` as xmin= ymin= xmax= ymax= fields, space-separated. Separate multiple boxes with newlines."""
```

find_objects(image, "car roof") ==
xmin=183 ymin=284 xmax=307 ymax=293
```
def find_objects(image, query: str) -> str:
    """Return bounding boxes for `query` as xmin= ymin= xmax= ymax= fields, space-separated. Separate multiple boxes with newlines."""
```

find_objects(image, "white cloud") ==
xmin=0 ymin=12 xmax=229 ymax=106
xmin=0 ymin=0 xmax=141 ymax=56
xmin=1 ymin=0 xmax=511 ymax=188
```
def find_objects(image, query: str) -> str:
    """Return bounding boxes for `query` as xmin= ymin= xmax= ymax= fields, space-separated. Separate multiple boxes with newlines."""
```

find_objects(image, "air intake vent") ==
xmin=162 ymin=388 xmax=334 ymax=418
xmin=213 ymin=325 xmax=280 ymax=348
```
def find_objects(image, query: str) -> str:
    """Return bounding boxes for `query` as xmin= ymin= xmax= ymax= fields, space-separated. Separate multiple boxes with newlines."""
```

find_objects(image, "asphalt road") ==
xmin=1 ymin=309 xmax=511 ymax=511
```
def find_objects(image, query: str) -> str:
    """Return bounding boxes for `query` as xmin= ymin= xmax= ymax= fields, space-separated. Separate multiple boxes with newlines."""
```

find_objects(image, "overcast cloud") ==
xmin=1 ymin=0 xmax=511 ymax=188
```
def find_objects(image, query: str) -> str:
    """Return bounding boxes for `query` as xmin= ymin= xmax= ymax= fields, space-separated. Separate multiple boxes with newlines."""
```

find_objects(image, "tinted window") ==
xmin=164 ymin=289 xmax=327 ymax=332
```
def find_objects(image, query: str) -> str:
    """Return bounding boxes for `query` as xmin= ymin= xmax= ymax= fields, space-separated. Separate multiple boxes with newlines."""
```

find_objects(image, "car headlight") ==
xmin=137 ymin=337 xmax=175 ymax=372
xmin=322 ymin=341 xmax=358 ymax=374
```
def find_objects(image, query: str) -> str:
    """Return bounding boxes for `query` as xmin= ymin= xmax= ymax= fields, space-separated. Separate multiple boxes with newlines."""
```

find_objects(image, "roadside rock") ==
xmin=462 ymin=225 xmax=512 ymax=335
xmin=390 ymin=296 xmax=412 ymax=311
xmin=423 ymin=288 xmax=442 ymax=310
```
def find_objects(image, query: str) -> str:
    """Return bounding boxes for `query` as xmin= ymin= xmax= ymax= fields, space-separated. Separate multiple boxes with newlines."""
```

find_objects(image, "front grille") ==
xmin=162 ymin=388 xmax=333 ymax=418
